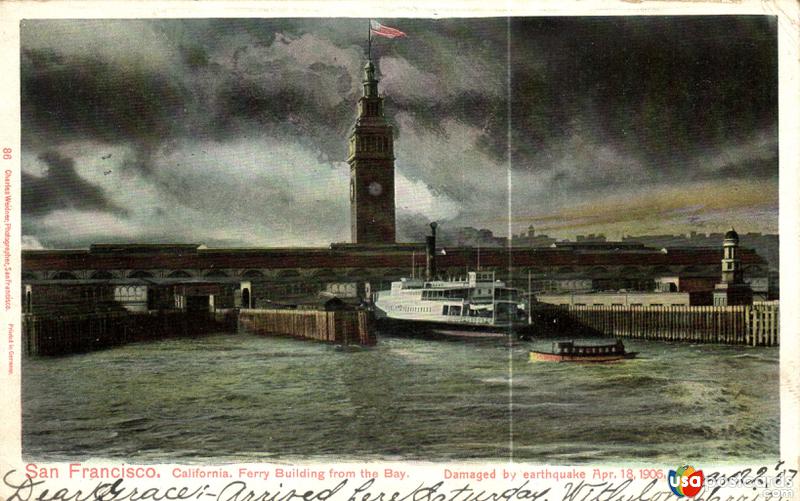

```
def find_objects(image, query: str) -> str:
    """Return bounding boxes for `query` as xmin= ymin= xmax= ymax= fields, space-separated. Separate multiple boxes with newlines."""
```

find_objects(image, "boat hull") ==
xmin=529 ymin=350 xmax=638 ymax=363
xmin=376 ymin=316 xmax=521 ymax=339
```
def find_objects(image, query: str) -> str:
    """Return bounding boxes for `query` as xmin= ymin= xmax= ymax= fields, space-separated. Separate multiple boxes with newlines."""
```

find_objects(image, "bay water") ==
xmin=22 ymin=332 xmax=779 ymax=464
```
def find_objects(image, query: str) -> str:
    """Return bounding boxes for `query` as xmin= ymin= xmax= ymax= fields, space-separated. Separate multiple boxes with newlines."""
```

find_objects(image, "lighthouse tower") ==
xmin=713 ymin=228 xmax=753 ymax=306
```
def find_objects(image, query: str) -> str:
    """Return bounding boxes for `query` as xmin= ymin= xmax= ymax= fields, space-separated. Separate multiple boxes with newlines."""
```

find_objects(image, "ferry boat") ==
xmin=529 ymin=340 xmax=637 ymax=363
xmin=373 ymin=271 xmax=529 ymax=338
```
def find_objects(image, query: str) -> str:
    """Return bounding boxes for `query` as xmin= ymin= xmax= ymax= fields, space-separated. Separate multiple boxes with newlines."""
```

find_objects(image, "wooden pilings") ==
xmin=22 ymin=308 xmax=376 ymax=356
xmin=22 ymin=310 xmax=235 ymax=357
xmin=558 ymin=303 xmax=779 ymax=346
xmin=238 ymin=308 xmax=376 ymax=346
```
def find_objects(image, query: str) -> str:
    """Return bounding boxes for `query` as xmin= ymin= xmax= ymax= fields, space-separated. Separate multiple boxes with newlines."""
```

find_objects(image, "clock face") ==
xmin=368 ymin=181 xmax=383 ymax=196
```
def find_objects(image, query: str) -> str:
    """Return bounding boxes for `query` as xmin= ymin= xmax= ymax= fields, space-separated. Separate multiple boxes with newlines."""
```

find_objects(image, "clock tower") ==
xmin=348 ymin=58 xmax=396 ymax=244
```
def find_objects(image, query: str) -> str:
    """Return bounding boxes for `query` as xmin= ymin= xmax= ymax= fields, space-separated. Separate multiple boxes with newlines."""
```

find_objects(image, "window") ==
xmin=444 ymin=289 xmax=467 ymax=299
xmin=449 ymin=306 xmax=462 ymax=316
xmin=442 ymin=305 xmax=449 ymax=315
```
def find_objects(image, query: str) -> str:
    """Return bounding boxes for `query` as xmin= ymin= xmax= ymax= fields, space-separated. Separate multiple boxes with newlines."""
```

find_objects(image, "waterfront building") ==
xmin=21 ymin=240 xmax=769 ymax=313
xmin=712 ymin=229 xmax=754 ymax=306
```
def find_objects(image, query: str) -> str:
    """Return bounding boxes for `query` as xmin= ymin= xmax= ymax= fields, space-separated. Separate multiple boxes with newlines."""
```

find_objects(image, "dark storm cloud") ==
xmin=211 ymin=73 xmax=355 ymax=163
xmin=509 ymin=16 xmax=778 ymax=188
xmin=21 ymin=48 xmax=186 ymax=175
xmin=22 ymin=151 xmax=126 ymax=217
xmin=21 ymin=17 xmax=777 ymax=173
xmin=19 ymin=16 xmax=778 ymax=246
xmin=390 ymin=91 xmax=505 ymax=148
xmin=197 ymin=18 xmax=509 ymax=166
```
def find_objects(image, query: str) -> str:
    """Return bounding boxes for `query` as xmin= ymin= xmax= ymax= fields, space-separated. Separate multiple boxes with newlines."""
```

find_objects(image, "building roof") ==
xmin=21 ymin=244 xmax=766 ymax=271
xmin=724 ymin=228 xmax=740 ymax=243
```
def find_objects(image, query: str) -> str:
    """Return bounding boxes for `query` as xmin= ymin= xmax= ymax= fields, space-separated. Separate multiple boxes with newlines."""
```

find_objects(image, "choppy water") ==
xmin=22 ymin=331 xmax=779 ymax=464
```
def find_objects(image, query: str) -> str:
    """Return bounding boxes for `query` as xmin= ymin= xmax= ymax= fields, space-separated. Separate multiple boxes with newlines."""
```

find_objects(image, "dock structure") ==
xmin=555 ymin=303 xmax=779 ymax=346
xmin=238 ymin=308 xmax=376 ymax=346
xmin=22 ymin=309 xmax=237 ymax=356
xmin=21 ymin=306 xmax=376 ymax=356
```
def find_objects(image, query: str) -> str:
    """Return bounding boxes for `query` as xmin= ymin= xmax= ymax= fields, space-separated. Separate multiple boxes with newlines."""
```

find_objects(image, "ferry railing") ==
xmin=458 ymin=316 xmax=496 ymax=325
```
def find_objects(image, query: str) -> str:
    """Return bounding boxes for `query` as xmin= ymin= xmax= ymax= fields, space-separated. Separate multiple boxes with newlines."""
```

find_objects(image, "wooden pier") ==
xmin=21 ymin=307 xmax=373 ymax=356
xmin=238 ymin=308 xmax=376 ymax=346
xmin=556 ymin=303 xmax=779 ymax=346
xmin=22 ymin=309 xmax=236 ymax=356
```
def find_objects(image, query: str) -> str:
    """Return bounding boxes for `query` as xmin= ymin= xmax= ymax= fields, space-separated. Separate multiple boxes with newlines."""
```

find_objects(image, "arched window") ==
xmin=242 ymin=269 xmax=264 ymax=278
xmin=168 ymin=270 xmax=192 ymax=278
xmin=90 ymin=271 xmax=114 ymax=279
xmin=346 ymin=268 xmax=372 ymax=280
xmin=620 ymin=266 xmax=641 ymax=277
xmin=52 ymin=272 xmax=78 ymax=280
xmin=128 ymin=270 xmax=154 ymax=279
xmin=385 ymin=268 xmax=407 ymax=278
xmin=311 ymin=268 xmax=337 ymax=279
xmin=652 ymin=265 xmax=671 ymax=275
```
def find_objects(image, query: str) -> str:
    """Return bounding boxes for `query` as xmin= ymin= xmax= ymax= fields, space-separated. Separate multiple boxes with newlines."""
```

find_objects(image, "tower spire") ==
xmin=362 ymin=58 xmax=378 ymax=98
xmin=362 ymin=21 xmax=378 ymax=99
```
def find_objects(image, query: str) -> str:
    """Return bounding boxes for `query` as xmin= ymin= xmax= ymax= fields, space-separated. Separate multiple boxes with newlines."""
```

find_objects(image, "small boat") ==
xmin=529 ymin=339 xmax=637 ymax=363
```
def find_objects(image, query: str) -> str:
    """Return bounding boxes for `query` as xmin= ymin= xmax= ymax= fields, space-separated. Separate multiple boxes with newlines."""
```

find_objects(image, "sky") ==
xmin=19 ymin=16 xmax=778 ymax=249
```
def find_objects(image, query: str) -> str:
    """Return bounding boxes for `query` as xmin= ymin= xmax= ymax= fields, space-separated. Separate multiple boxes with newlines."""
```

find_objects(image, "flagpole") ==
xmin=367 ymin=19 xmax=372 ymax=60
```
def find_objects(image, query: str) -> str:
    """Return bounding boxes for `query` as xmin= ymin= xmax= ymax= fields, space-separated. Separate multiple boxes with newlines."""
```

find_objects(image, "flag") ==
xmin=370 ymin=20 xmax=406 ymax=39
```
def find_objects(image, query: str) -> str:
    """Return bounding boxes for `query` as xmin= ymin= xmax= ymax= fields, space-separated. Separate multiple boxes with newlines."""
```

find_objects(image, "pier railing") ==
xmin=556 ymin=303 xmax=779 ymax=346
xmin=238 ymin=308 xmax=376 ymax=346
xmin=459 ymin=316 xmax=495 ymax=325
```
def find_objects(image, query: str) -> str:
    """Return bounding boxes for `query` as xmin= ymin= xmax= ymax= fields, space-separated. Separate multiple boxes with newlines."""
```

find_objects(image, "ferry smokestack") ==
xmin=426 ymin=222 xmax=437 ymax=281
